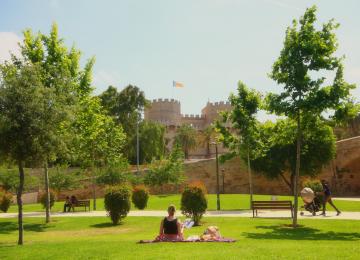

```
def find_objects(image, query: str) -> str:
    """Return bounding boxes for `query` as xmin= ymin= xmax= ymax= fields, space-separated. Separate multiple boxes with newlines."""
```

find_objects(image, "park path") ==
xmin=1 ymin=210 xmax=360 ymax=220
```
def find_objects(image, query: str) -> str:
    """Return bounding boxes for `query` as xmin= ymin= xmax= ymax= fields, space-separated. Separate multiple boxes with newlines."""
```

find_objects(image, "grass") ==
xmin=7 ymin=194 xmax=360 ymax=213
xmin=0 ymin=216 xmax=359 ymax=259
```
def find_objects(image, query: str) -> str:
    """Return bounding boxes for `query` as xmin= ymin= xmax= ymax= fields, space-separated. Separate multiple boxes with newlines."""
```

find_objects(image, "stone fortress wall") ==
xmin=144 ymin=98 xmax=232 ymax=157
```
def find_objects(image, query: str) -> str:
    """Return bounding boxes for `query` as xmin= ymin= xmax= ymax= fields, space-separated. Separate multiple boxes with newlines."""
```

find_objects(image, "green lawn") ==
xmin=0 ymin=216 xmax=359 ymax=259
xmin=7 ymin=194 xmax=360 ymax=213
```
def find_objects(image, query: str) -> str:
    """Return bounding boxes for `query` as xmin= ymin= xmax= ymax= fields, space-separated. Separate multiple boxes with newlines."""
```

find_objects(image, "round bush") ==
xmin=180 ymin=181 xmax=207 ymax=226
xmin=132 ymin=185 xmax=149 ymax=210
xmin=39 ymin=190 xmax=56 ymax=209
xmin=0 ymin=191 xmax=12 ymax=213
xmin=104 ymin=185 xmax=132 ymax=225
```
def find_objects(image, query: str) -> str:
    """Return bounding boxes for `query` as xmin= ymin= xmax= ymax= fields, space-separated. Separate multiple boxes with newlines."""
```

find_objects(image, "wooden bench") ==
xmin=251 ymin=200 xmax=293 ymax=218
xmin=71 ymin=200 xmax=90 ymax=212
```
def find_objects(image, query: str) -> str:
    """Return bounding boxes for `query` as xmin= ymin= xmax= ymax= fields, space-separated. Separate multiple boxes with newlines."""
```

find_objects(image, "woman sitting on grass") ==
xmin=156 ymin=205 xmax=184 ymax=241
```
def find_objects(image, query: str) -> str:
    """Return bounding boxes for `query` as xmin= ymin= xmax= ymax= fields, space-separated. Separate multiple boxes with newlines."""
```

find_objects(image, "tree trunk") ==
xmin=44 ymin=161 xmax=51 ymax=223
xmin=293 ymin=109 xmax=301 ymax=228
xmin=17 ymin=161 xmax=25 ymax=245
xmin=92 ymin=168 xmax=96 ymax=211
xmin=247 ymin=147 xmax=253 ymax=207
xmin=290 ymin=172 xmax=296 ymax=196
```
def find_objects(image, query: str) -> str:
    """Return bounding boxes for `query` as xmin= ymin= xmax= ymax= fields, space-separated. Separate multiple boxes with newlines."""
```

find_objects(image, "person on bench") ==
xmin=63 ymin=196 xmax=72 ymax=212
xmin=70 ymin=195 xmax=78 ymax=211
xmin=156 ymin=205 xmax=184 ymax=241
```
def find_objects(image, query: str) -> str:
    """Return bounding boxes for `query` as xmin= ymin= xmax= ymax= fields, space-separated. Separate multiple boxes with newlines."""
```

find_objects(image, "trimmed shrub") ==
xmin=39 ymin=190 xmax=56 ymax=209
xmin=0 ymin=191 xmax=12 ymax=213
xmin=104 ymin=185 xmax=132 ymax=225
xmin=132 ymin=185 xmax=149 ymax=210
xmin=180 ymin=181 xmax=207 ymax=226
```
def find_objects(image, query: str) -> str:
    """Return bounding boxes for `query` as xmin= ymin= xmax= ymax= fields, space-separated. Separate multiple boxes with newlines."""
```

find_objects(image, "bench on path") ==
xmin=251 ymin=200 xmax=293 ymax=218
xmin=71 ymin=200 xmax=90 ymax=212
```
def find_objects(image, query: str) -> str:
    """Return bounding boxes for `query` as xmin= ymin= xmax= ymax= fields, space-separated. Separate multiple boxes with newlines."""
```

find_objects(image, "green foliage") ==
xmin=0 ymin=168 xmax=39 ymax=193
xmin=99 ymin=85 xmax=150 ymax=164
xmin=174 ymin=124 xmax=197 ymax=159
xmin=71 ymin=96 xmax=126 ymax=168
xmin=39 ymin=190 xmax=56 ymax=209
xmin=0 ymin=190 xmax=12 ymax=213
xmin=144 ymin=145 xmax=185 ymax=189
xmin=268 ymin=6 xmax=357 ymax=120
xmin=104 ymin=185 xmax=132 ymax=225
xmin=251 ymin=116 xmax=336 ymax=191
xmin=303 ymin=180 xmax=323 ymax=193
xmin=180 ymin=182 xmax=208 ymax=225
xmin=96 ymin=163 xmax=130 ymax=186
xmin=131 ymin=185 xmax=149 ymax=210
xmin=216 ymin=81 xmax=261 ymax=162
xmin=138 ymin=121 xmax=166 ymax=163
xmin=49 ymin=166 xmax=81 ymax=193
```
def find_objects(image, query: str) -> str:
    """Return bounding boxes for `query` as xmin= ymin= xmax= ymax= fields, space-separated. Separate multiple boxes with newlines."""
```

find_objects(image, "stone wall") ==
xmin=184 ymin=136 xmax=360 ymax=196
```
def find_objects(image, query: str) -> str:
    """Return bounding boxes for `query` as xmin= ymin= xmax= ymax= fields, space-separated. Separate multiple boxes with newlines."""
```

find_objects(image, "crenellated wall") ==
xmin=144 ymin=98 xmax=182 ymax=126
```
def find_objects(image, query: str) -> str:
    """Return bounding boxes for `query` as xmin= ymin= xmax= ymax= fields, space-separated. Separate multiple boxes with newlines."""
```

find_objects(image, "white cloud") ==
xmin=0 ymin=32 xmax=21 ymax=62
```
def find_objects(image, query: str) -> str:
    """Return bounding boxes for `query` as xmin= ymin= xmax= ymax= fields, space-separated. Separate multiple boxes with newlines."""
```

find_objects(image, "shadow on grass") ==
xmin=244 ymin=225 xmax=360 ymax=241
xmin=91 ymin=222 xmax=124 ymax=228
xmin=0 ymin=221 xmax=48 ymax=234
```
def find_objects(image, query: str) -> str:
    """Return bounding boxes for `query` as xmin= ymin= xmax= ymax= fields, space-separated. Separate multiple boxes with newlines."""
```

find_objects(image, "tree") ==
xmin=144 ymin=145 xmax=185 ymax=192
xmin=216 ymin=81 xmax=261 ymax=205
xmin=0 ymin=62 xmax=47 ymax=245
xmin=71 ymin=96 xmax=126 ymax=210
xmin=49 ymin=166 xmax=80 ymax=194
xmin=138 ymin=121 xmax=166 ymax=163
xmin=174 ymin=124 xmax=197 ymax=159
xmin=267 ymin=6 xmax=357 ymax=227
xmin=0 ymin=167 xmax=39 ymax=193
xmin=251 ymin=116 xmax=336 ymax=192
xmin=19 ymin=23 xmax=95 ymax=223
xmin=99 ymin=85 xmax=149 ymax=164
xmin=199 ymin=125 xmax=217 ymax=158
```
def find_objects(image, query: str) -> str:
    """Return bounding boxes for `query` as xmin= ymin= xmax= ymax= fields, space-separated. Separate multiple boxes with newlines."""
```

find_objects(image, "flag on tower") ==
xmin=173 ymin=81 xmax=184 ymax=88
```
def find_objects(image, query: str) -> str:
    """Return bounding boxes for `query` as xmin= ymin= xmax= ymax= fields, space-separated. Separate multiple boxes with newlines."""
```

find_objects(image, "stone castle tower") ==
xmin=144 ymin=98 xmax=232 ymax=130
xmin=144 ymin=98 xmax=232 ymax=158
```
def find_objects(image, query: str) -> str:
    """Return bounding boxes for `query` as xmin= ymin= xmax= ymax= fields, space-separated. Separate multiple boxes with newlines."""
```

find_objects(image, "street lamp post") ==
xmin=221 ymin=168 xmax=225 ymax=194
xmin=211 ymin=142 xmax=221 ymax=210
xmin=136 ymin=108 xmax=140 ymax=174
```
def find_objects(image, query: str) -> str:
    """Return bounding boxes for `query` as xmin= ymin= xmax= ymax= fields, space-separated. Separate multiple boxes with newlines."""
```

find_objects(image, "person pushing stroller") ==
xmin=317 ymin=180 xmax=341 ymax=216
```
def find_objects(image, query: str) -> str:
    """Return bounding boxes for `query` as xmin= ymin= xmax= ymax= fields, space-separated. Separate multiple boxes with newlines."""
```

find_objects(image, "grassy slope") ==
xmin=7 ymin=194 xmax=360 ymax=213
xmin=0 ymin=217 xmax=359 ymax=259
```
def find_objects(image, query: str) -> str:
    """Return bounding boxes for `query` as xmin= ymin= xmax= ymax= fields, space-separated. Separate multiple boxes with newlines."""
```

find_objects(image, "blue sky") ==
xmin=0 ymin=0 xmax=359 ymax=118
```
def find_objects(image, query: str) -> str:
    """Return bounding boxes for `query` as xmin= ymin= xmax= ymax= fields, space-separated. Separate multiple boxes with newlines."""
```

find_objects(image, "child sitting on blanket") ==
xmin=155 ymin=205 xmax=184 ymax=241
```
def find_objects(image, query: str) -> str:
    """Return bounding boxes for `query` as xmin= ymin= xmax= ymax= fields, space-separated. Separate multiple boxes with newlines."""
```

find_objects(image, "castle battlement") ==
xmin=207 ymin=101 xmax=231 ymax=107
xmin=152 ymin=98 xmax=180 ymax=104
xmin=181 ymin=114 xmax=205 ymax=119
xmin=145 ymin=98 xmax=231 ymax=130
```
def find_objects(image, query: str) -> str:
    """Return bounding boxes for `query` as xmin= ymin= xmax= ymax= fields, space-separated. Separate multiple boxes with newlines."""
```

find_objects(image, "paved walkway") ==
xmin=1 ymin=210 xmax=360 ymax=220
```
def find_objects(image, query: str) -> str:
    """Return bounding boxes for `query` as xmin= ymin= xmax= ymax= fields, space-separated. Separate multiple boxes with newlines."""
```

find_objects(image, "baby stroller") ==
xmin=300 ymin=187 xmax=322 ymax=216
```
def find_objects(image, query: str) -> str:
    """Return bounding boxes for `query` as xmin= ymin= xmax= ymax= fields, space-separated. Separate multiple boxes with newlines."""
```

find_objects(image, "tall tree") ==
xmin=19 ymin=23 xmax=95 ymax=223
xmin=216 ymin=81 xmax=261 ymax=205
xmin=174 ymin=124 xmax=197 ymax=159
xmin=199 ymin=125 xmax=217 ymax=158
xmin=0 ymin=62 xmax=46 ymax=245
xmin=267 ymin=6 xmax=357 ymax=227
xmin=99 ymin=85 xmax=149 ymax=163
xmin=72 ymin=95 xmax=126 ymax=210
xmin=138 ymin=121 xmax=166 ymax=164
